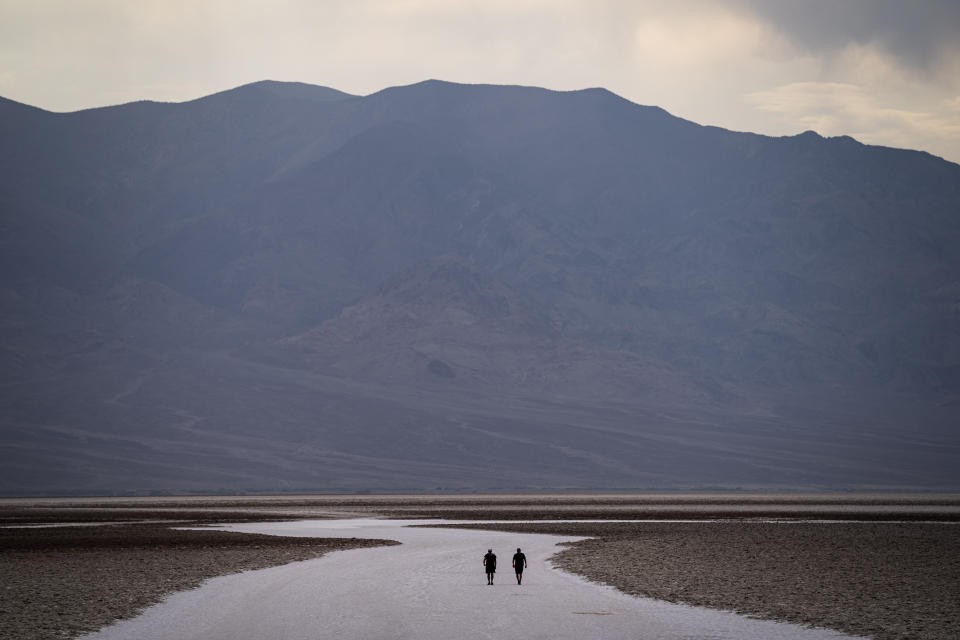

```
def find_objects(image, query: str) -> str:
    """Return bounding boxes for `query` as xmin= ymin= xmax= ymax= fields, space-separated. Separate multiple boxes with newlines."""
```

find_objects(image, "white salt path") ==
xmin=81 ymin=519 xmax=864 ymax=640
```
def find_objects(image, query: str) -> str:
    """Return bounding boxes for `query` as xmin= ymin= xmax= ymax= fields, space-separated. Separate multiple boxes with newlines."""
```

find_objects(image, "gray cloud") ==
xmin=736 ymin=0 xmax=960 ymax=71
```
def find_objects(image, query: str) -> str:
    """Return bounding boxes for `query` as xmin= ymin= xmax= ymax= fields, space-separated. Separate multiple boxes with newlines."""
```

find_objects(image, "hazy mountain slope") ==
xmin=1 ymin=80 xmax=958 ymax=494
xmin=271 ymin=256 xmax=719 ymax=406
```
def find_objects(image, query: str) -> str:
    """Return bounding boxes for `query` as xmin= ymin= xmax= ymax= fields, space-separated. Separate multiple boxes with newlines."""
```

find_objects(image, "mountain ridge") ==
xmin=1 ymin=80 xmax=958 ymax=494
xmin=5 ymin=80 xmax=960 ymax=168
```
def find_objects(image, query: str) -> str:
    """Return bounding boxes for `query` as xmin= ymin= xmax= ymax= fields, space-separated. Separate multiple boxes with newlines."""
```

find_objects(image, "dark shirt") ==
xmin=513 ymin=552 xmax=527 ymax=570
xmin=483 ymin=552 xmax=497 ymax=572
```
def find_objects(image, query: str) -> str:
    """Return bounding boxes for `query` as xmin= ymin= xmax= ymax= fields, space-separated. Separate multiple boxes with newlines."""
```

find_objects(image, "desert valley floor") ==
xmin=1 ymin=494 xmax=958 ymax=640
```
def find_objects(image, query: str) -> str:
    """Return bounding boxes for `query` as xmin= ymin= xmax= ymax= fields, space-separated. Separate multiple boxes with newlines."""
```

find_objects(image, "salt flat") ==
xmin=81 ymin=519 xmax=862 ymax=640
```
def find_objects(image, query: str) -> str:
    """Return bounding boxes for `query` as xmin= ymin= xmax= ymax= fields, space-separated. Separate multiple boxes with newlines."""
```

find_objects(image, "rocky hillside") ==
xmin=1 ymin=80 xmax=958 ymax=493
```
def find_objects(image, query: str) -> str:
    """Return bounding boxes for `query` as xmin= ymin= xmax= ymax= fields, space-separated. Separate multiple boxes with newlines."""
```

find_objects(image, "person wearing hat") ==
xmin=483 ymin=548 xmax=497 ymax=585
xmin=512 ymin=547 xmax=527 ymax=585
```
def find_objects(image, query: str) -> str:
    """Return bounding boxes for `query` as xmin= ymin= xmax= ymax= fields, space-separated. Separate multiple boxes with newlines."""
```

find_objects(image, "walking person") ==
xmin=483 ymin=548 xmax=497 ymax=585
xmin=512 ymin=547 xmax=527 ymax=585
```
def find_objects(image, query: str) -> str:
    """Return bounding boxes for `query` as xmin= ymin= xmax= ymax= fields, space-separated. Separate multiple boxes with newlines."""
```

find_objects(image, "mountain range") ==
xmin=1 ymin=79 xmax=959 ymax=494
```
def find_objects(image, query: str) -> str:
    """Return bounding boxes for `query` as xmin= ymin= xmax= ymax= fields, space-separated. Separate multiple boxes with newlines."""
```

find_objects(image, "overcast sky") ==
xmin=3 ymin=0 xmax=959 ymax=163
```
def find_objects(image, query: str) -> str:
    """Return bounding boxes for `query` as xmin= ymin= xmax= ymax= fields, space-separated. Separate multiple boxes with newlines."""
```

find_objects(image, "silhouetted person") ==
xmin=512 ymin=547 xmax=527 ymax=584
xmin=483 ymin=548 xmax=497 ymax=585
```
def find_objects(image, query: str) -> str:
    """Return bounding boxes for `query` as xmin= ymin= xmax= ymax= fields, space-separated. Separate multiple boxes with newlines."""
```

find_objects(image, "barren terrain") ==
xmin=442 ymin=520 xmax=959 ymax=640
xmin=0 ymin=525 xmax=395 ymax=640
xmin=2 ymin=493 xmax=958 ymax=639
